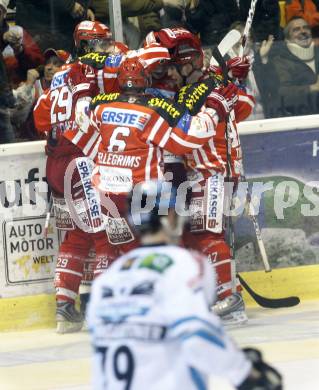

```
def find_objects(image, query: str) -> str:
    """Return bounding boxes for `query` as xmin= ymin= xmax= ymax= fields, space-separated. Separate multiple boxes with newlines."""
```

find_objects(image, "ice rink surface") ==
xmin=0 ymin=300 xmax=318 ymax=390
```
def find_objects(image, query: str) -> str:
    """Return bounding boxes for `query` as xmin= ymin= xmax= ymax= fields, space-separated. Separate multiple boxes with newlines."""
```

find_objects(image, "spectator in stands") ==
xmin=0 ymin=0 xmax=15 ymax=143
xmin=12 ymin=48 xmax=70 ymax=141
xmin=0 ymin=51 xmax=15 ymax=143
xmin=186 ymin=0 xmax=280 ymax=46
xmin=271 ymin=17 xmax=319 ymax=116
xmin=1 ymin=0 xmax=44 ymax=88
xmin=286 ymin=1 xmax=319 ymax=37
xmin=14 ymin=0 xmax=95 ymax=53
xmin=92 ymin=0 xmax=163 ymax=48
xmin=160 ymin=0 xmax=191 ymax=28
xmin=226 ymin=21 xmax=278 ymax=119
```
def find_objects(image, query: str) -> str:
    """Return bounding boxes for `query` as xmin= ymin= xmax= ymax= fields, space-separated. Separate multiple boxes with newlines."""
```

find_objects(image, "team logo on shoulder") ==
xmin=147 ymin=97 xmax=183 ymax=126
xmin=148 ymin=97 xmax=181 ymax=119
xmin=177 ymin=79 xmax=215 ymax=114
xmin=90 ymin=93 xmax=120 ymax=108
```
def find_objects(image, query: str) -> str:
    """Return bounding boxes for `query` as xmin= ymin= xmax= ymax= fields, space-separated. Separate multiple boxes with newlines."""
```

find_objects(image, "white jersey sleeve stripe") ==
xmin=171 ymin=133 xmax=201 ymax=149
xmin=158 ymin=127 xmax=171 ymax=148
xmin=97 ymin=69 xmax=105 ymax=93
xmin=88 ymin=136 xmax=102 ymax=160
xmin=145 ymin=146 xmax=154 ymax=181
xmin=148 ymin=117 xmax=165 ymax=142
xmin=72 ymin=129 xmax=84 ymax=144
xmin=82 ymin=130 xmax=100 ymax=155
xmin=238 ymin=94 xmax=255 ymax=108
xmin=179 ymin=329 xmax=225 ymax=348
xmin=192 ymin=150 xmax=203 ymax=168
xmin=169 ymin=315 xmax=224 ymax=335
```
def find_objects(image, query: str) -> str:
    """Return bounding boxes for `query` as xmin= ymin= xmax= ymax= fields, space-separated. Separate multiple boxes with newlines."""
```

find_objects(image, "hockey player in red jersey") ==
xmin=88 ymin=53 xmax=239 ymax=258
xmin=144 ymin=27 xmax=255 ymax=325
xmin=33 ymin=21 xmax=122 ymax=334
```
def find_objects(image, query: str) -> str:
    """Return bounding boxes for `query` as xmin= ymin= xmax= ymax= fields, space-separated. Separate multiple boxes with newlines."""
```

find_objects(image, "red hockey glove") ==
xmin=227 ymin=56 xmax=251 ymax=80
xmin=66 ymin=62 xmax=98 ymax=100
xmin=206 ymin=83 xmax=239 ymax=122
xmin=206 ymin=63 xmax=223 ymax=76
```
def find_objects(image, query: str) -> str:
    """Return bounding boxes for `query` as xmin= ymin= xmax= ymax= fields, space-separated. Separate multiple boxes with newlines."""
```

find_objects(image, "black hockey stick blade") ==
xmin=212 ymin=46 xmax=228 ymax=86
xmin=237 ymin=274 xmax=300 ymax=308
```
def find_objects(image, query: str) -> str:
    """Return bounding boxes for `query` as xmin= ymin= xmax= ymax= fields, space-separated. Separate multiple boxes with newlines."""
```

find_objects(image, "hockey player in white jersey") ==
xmin=87 ymin=182 xmax=282 ymax=390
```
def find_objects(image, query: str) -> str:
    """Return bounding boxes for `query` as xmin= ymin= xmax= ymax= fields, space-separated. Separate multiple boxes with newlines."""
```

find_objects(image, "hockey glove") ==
xmin=227 ymin=56 xmax=252 ymax=81
xmin=238 ymin=348 xmax=283 ymax=390
xmin=75 ymin=97 xmax=91 ymax=133
xmin=207 ymin=56 xmax=251 ymax=81
xmin=206 ymin=83 xmax=238 ymax=122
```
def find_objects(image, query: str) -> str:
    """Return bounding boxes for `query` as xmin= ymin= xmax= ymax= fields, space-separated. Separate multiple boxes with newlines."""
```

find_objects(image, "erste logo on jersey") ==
xmin=101 ymin=107 xmax=151 ymax=130
xmin=50 ymin=70 xmax=68 ymax=90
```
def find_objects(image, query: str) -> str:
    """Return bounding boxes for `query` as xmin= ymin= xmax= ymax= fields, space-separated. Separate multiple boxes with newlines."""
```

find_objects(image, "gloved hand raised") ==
xmin=207 ymin=56 xmax=252 ymax=82
xmin=205 ymin=83 xmax=239 ymax=121
xmin=227 ymin=56 xmax=252 ymax=80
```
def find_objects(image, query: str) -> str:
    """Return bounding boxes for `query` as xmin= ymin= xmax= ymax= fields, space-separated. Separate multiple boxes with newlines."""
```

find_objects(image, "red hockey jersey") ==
xmin=89 ymin=93 xmax=219 ymax=193
xmin=33 ymin=66 xmax=101 ymax=159
xmin=185 ymin=90 xmax=255 ymax=178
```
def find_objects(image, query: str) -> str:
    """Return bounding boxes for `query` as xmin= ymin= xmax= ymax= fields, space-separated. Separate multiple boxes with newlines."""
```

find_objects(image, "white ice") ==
xmin=0 ymin=300 xmax=318 ymax=390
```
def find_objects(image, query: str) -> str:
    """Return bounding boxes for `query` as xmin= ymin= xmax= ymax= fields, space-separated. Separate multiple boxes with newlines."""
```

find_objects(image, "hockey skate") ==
xmin=211 ymin=293 xmax=248 ymax=327
xmin=56 ymin=301 xmax=84 ymax=334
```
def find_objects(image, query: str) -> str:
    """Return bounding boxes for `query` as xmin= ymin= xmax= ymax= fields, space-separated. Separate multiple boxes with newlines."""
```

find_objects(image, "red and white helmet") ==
xmin=118 ymin=57 xmax=151 ymax=91
xmin=145 ymin=27 xmax=204 ymax=69
xmin=74 ymin=21 xmax=112 ymax=54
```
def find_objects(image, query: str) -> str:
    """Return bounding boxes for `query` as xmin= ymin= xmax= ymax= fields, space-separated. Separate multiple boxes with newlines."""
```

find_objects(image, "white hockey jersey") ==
xmin=87 ymin=245 xmax=251 ymax=390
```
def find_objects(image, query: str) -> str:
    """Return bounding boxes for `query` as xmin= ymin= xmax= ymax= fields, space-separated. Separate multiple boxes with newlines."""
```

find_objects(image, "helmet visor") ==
xmin=86 ymin=38 xmax=113 ymax=53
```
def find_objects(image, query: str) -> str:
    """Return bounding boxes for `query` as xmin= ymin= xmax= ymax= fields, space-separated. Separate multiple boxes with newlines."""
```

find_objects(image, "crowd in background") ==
xmin=1 ymin=0 xmax=319 ymax=143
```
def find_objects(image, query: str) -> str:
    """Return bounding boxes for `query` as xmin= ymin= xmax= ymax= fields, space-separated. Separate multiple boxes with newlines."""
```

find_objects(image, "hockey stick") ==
xmin=245 ymin=183 xmax=272 ymax=272
xmin=210 ymin=29 xmax=241 ymax=67
xmin=211 ymin=49 xmax=300 ymax=307
xmin=211 ymin=46 xmax=238 ymax=292
xmin=239 ymin=0 xmax=259 ymax=57
xmin=237 ymin=273 xmax=300 ymax=308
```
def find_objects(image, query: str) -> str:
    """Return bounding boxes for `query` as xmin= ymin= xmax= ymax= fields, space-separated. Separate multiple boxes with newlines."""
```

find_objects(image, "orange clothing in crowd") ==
xmin=286 ymin=0 xmax=319 ymax=28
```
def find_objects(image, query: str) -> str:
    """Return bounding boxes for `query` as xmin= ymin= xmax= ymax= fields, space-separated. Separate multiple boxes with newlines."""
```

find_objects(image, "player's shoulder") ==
xmin=79 ymin=52 xmax=109 ymax=69
xmin=90 ymin=93 xmax=151 ymax=111
xmin=146 ymin=96 xmax=184 ymax=126
xmin=79 ymin=52 xmax=124 ymax=70
xmin=90 ymin=92 xmax=122 ymax=110
xmin=50 ymin=68 xmax=70 ymax=91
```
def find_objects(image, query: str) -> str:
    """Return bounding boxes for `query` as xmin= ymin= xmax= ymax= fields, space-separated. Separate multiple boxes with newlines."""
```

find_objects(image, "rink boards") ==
xmin=1 ymin=115 xmax=319 ymax=330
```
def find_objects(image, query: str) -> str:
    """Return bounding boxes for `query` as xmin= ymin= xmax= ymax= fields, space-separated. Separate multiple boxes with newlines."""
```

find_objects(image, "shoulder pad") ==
xmin=176 ymin=78 xmax=217 ymax=115
xmin=90 ymin=93 xmax=121 ymax=109
xmin=147 ymin=97 xmax=184 ymax=127
xmin=79 ymin=52 xmax=108 ymax=69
